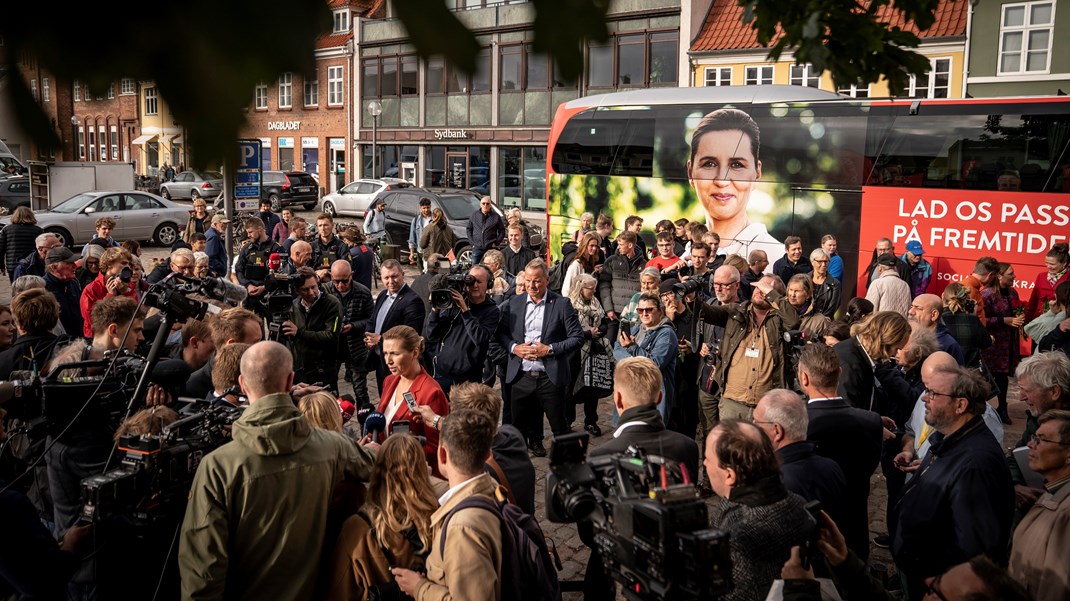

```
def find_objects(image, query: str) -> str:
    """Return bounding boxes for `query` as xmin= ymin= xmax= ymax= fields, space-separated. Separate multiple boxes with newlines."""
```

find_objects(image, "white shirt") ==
xmin=384 ymin=388 xmax=405 ymax=424
xmin=438 ymin=474 xmax=483 ymax=507
xmin=374 ymin=291 xmax=398 ymax=333
xmin=518 ymin=296 xmax=547 ymax=372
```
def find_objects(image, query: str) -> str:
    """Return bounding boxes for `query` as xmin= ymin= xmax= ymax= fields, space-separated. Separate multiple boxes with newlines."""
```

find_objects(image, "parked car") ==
xmin=160 ymin=171 xmax=224 ymax=201
xmin=262 ymin=170 xmax=320 ymax=212
xmin=0 ymin=175 xmax=30 ymax=212
xmin=374 ymin=187 xmax=543 ymax=265
xmin=2 ymin=191 xmax=190 ymax=248
xmin=320 ymin=178 xmax=411 ymax=218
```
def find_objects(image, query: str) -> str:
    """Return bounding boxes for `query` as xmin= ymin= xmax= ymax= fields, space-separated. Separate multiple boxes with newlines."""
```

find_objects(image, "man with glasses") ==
xmin=146 ymin=247 xmax=196 ymax=284
xmin=892 ymin=364 xmax=1013 ymax=600
xmin=322 ymin=259 xmax=373 ymax=403
xmin=282 ymin=266 xmax=342 ymax=389
xmin=1006 ymin=351 xmax=1070 ymax=512
xmin=1009 ymin=409 xmax=1070 ymax=601
xmin=466 ymin=197 xmax=505 ymax=265
xmin=682 ymin=240 xmax=714 ymax=301
xmin=14 ymin=232 xmax=62 ymax=280
xmin=424 ymin=264 xmax=501 ymax=397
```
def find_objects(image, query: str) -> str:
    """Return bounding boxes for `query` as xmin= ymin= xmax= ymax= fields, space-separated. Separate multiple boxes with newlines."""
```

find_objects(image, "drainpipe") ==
xmin=962 ymin=0 xmax=979 ymax=98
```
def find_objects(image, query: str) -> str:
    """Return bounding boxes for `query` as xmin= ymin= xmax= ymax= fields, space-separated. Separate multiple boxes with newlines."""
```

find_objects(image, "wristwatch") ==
xmin=432 ymin=415 xmax=441 ymax=430
xmin=546 ymin=345 xmax=554 ymax=356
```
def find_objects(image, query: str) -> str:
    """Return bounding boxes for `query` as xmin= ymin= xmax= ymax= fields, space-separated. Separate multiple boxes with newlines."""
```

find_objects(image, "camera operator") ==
xmin=661 ymin=279 xmax=701 ymax=437
xmin=78 ymin=246 xmax=136 ymax=337
xmin=681 ymin=240 xmax=714 ymax=300
xmin=323 ymin=260 xmax=373 ymax=404
xmin=179 ymin=341 xmax=376 ymax=600
xmin=234 ymin=216 xmax=284 ymax=315
xmin=424 ymin=263 xmax=501 ymax=396
xmin=185 ymin=307 xmax=264 ymax=399
xmin=281 ymin=266 xmax=342 ymax=389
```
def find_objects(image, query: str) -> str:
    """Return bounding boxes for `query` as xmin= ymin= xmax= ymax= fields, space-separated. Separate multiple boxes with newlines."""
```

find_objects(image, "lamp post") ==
xmin=70 ymin=115 xmax=80 ymax=161
xmin=366 ymin=100 xmax=382 ymax=179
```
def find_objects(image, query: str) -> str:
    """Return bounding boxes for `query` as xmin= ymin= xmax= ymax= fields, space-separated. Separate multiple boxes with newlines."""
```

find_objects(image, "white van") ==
xmin=0 ymin=140 xmax=24 ymax=174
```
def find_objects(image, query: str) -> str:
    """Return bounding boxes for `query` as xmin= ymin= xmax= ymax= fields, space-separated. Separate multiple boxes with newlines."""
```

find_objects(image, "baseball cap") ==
xmin=659 ymin=278 xmax=681 ymax=296
xmin=45 ymin=246 xmax=78 ymax=266
xmin=905 ymin=240 xmax=925 ymax=256
xmin=877 ymin=253 xmax=899 ymax=267
xmin=211 ymin=214 xmax=231 ymax=225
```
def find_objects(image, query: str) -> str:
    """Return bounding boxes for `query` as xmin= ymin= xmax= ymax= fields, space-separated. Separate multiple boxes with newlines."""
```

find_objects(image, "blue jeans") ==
xmin=472 ymin=247 xmax=487 ymax=265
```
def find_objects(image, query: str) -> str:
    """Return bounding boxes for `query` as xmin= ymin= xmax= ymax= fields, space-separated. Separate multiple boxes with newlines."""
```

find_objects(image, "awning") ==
xmin=172 ymin=135 xmax=184 ymax=145
xmin=131 ymin=134 xmax=156 ymax=145
xmin=158 ymin=134 xmax=174 ymax=144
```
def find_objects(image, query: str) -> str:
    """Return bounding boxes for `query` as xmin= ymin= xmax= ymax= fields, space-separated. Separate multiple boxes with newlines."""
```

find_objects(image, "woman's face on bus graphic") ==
xmin=687 ymin=128 xmax=762 ymax=227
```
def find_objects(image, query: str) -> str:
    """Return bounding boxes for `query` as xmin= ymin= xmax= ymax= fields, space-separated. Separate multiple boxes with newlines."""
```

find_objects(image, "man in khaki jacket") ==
xmin=179 ymin=341 xmax=376 ymax=601
xmin=393 ymin=409 xmax=503 ymax=600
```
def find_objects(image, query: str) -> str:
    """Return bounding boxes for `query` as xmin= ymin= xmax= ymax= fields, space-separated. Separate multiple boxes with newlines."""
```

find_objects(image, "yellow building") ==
xmin=131 ymin=82 xmax=188 ymax=176
xmin=688 ymin=0 xmax=968 ymax=99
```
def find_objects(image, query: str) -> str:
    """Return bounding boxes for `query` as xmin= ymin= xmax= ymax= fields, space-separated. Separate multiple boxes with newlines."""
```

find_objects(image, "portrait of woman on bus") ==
xmin=686 ymin=108 xmax=782 ymax=265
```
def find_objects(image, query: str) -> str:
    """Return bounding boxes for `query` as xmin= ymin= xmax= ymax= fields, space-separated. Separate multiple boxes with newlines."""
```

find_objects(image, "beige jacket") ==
xmin=1009 ymin=481 xmax=1070 ymax=601
xmin=416 ymin=474 xmax=503 ymax=601
xmin=865 ymin=270 xmax=912 ymax=316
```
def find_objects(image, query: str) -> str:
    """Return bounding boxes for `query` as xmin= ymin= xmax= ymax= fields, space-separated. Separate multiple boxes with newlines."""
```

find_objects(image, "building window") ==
xmin=85 ymin=84 xmax=91 ymax=100
xmin=500 ymin=45 xmax=522 ymax=91
xmin=704 ymin=67 xmax=732 ymax=86
xmin=255 ymin=82 xmax=268 ymax=109
xmin=304 ymin=76 xmax=318 ymax=106
xmin=333 ymin=9 xmax=349 ymax=33
xmin=426 ymin=57 xmax=446 ymax=94
xmin=74 ymin=79 xmax=81 ymax=102
xmin=145 ymin=87 xmax=158 ymax=115
xmin=43 ymin=78 xmax=50 ymax=101
xmin=364 ymin=55 xmax=420 ymax=97
xmin=30 ymin=79 xmax=37 ymax=101
xmin=907 ymin=57 xmax=952 ymax=99
xmin=588 ymin=41 xmax=613 ymax=88
xmin=279 ymin=72 xmax=292 ymax=108
xmin=98 ymin=125 xmax=106 ymax=162
xmin=78 ymin=126 xmax=85 ymax=159
xmin=107 ymin=83 xmax=115 ymax=99
xmin=499 ymin=146 xmax=547 ymax=211
xmin=328 ymin=66 xmax=344 ymax=106
xmin=401 ymin=56 xmax=417 ymax=95
xmin=837 ymin=83 xmax=870 ymax=98
xmin=88 ymin=128 xmax=96 ymax=161
xmin=999 ymin=1 xmax=1055 ymax=74
xmin=648 ymin=32 xmax=677 ymax=85
xmin=587 ymin=31 xmax=679 ymax=89
xmin=745 ymin=65 xmax=774 ymax=85
xmin=110 ymin=125 xmax=118 ymax=160
xmin=121 ymin=78 xmax=135 ymax=95
xmin=789 ymin=64 xmax=820 ymax=88
xmin=471 ymin=48 xmax=491 ymax=92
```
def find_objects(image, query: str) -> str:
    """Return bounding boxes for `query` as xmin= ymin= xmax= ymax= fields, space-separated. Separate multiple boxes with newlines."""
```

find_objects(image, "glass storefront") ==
xmin=499 ymin=146 xmax=546 ymax=211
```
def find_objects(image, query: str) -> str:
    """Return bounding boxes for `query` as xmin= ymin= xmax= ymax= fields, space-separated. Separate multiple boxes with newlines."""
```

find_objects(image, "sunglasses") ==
xmin=636 ymin=307 xmax=657 ymax=314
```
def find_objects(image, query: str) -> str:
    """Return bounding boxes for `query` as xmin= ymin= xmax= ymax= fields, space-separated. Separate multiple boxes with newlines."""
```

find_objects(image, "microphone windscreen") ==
xmin=363 ymin=411 xmax=386 ymax=437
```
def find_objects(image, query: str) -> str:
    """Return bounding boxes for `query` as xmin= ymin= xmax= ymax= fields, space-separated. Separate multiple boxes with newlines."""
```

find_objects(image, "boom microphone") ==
xmin=201 ymin=276 xmax=249 ymax=305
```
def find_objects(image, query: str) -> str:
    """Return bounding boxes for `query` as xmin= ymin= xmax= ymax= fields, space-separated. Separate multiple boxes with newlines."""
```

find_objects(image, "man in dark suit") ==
xmin=496 ymin=258 xmax=583 ymax=457
xmin=798 ymin=343 xmax=883 ymax=562
xmin=364 ymin=258 xmax=426 ymax=393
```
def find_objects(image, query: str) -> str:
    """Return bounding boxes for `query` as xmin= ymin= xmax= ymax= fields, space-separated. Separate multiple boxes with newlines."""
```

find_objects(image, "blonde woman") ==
xmin=326 ymin=434 xmax=440 ymax=601
xmin=298 ymin=391 xmax=344 ymax=433
xmin=194 ymin=251 xmax=210 ymax=278
xmin=568 ymin=273 xmax=608 ymax=435
xmin=834 ymin=311 xmax=911 ymax=411
xmin=418 ymin=208 xmax=457 ymax=262
xmin=941 ymin=282 xmax=992 ymax=369
xmin=184 ymin=197 xmax=211 ymax=243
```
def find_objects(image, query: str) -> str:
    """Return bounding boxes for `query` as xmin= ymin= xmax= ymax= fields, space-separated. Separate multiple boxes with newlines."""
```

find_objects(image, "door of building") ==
xmin=330 ymin=147 xmax=346 ymax=193
xmin=446 ymin=152 xmax=467 ymax=189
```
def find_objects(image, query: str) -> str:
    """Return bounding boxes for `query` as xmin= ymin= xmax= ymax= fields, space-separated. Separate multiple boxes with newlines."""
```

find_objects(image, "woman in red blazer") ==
xmin=1025 ymin=242 xmax=1069 ymax=323
xmin=376 ymin=325 xmax=449 ymax=476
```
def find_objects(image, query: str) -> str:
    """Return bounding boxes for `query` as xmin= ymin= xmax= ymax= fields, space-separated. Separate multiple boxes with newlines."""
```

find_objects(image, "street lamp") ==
xmin=70 ymin=115 xmax=80 ymax=160
xmin=366 ymin=100 xmax=382 ymax=179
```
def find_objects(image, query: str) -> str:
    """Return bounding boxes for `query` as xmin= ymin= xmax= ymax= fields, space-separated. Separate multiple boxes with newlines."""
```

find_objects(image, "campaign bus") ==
xmin=545 ymin=85 xmax=1070 ymax=308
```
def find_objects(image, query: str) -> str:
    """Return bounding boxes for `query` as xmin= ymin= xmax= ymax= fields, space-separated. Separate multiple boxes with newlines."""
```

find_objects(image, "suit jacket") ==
xmin=834 ymin=337 xmax=876 ymax=411
xmin=593 ymin=403 xmax=698 ymax=479
xmin=806 ymin=397 xmax=883 ymax=561
xmin=366 ymin=284 xmax=426 ymax=338
xmin=496 ymin=290 xmax=583 ymax=388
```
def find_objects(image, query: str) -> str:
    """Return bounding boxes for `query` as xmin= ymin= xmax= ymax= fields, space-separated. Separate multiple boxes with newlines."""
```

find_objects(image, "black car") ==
xmin=262 ymin=171 xmax=319 ymax=211
xmin=376 ymin=187 xmax=542 ymax=265
xmin=0 ymin=175 xmax=30 ymax=212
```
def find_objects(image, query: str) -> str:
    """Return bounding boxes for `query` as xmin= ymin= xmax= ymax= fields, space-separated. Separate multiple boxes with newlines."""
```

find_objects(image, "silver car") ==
xmin=320 ymin=178 xmax=411 ymax=218
xmin=160 ymin=170 xmax=224 ymax=201
xmin=5 ymin=191 xmax=191 ymax=247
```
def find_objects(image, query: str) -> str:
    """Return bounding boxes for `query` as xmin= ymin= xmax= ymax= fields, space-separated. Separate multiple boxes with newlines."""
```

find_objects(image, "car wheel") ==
xmin=269 ymin=194 xmax=282 ymax=212
xmin=322 ymin=201 xmax=337 ymax=218
xmin=190 ymin=189 xmax=200 ymax=201
xmin=160 ymin=188 xmax=171 ymax=200
xmin=153 ymin=222 xmax=180 ymax=247
xmin=44 ymin=227 xmax=72 ymax=249
xmin=456 ymin=245 xmax=474 ymax=266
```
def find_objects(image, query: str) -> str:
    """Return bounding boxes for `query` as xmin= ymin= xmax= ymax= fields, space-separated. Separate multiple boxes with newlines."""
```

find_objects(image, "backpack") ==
xmin=440 ymin=487 xmax=561 ymax=601
xmin=547 ymin=241 xmax=578 ymax=294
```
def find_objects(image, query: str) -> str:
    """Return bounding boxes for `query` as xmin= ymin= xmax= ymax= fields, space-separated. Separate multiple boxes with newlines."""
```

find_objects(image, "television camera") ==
xmin=429 ymin=262 xmax=475 ymax=311
xmin=545 ymin=432 xmax=733 ymax=600
xmin=263 ymin=252 xmax=306 ymax=341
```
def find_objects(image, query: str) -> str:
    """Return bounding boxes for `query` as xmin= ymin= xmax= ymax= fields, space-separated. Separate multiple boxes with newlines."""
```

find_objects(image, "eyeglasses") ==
xmin=636 ymin=307 xmax=657 ymax=314
xmin=812 ymin=260 xmax=829 ymax=264
xmin=713 ymin=282 xmax=739 ymax=288
xmin=924 ymin=388 xmax=958 ymax=400
xmin=1030 ymin=434 xmax=1070 ymax=446
xmin=332 ymin=277 xmax=351 ymax=284
xmin=924 ymin=575 xmax=950 ymax=601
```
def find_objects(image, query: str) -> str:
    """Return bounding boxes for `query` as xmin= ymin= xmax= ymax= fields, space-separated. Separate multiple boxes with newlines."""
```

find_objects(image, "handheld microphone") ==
xmin=201 ymin=276 xmax=249 ymax=305
xmin=356 ymin=402 xmax=374 ymax=427
xmin=339 ymin=399 xmax=355 ymax=425
xmin=363 ymin=411 xmax=386 ymax=438
xmin=268 ymin=252 xmax=282 ymax=271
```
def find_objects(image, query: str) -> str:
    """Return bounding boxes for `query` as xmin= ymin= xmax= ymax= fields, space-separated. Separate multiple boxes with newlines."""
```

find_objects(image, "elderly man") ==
xmin=706 ymin=419 xmax=814 ymax=601
xmin=908 ymin=293 xmax=965 ymax=364
xmin=43 ymin=246 xmax=83 ymax=337
xmin=892 ymin=365 xmax=1014 ymax=600
xmin=467 ymin=196 xmax=505 ymax=265
xmin=1008 ymin=409 xmax=1070 ymax=601
xmin=284 ymin=240 xmax=314 ymax=274
xmin=13 ymin=233 xmax=62 ymax=279
xmin=323 ymin=259 xmax=373 ymax=402
xmin=204 ymin=213 xmax=229 ymax=276
xmin=866 ymin=253 xmax=911 ymax=315
xmin=146 ymin=247 xmax=196 ymax=284
xmin=1007 ymin=351 xmax=1070 ymax=512
xmin=179 ymin=341 xmax=375 ymax=600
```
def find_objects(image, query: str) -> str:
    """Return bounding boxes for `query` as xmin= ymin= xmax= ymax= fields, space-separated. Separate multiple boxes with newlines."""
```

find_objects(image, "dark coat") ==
xmin=13 ymin=250 xmax=44 ymax=279
xmin=424 ymin=298 xmax=500 ymax=382
xmin=44 ymin=273 xmax=83 ymax=339
xmin=347 ymin=244 xmax=375 ymax=291
xmin=365 ymin=284 xmax=426 ymax=383
xmin=1037 ymin=325 xmax=1070 ymax=355
xmin=597 ymin=250 xmax=645 ymax=314
xmin=205 ymin=227 xmax=227 ymax=276
xmin=834 ymin=337 xmax=877 ymax=411
xmin=323 ymin=281 xmax=373 ymax=365
xmin=777 ymin=441 xmax=849 ymax=540
xmin=592 ymin=403 xmax=698 ymax=479
xmin=466 ymin=209 xmax=505 ymax=250
xmin=311 ymin=235 xmax=348 ymax=272
xmin=806 ymin=397 xmax=883 ymax=562
xmin=503 ymin=245 xmax=536 ymax=277
xmin=772 ymin=255 xmax=813 ymax=286
xmin=290 ymin=292 xmax=342 ymax=381
xmin=893 ymin=415 xmax=1014 ymax=593
xmin=495 ymin=290 xmax=584 ymax=388
xmin=488 ymin=425 xmax=537 ymax=515
xmin=0 ymin=222 xmax=42 ymax=274
xmin=0 ymin=333 xmax=64 ymax=378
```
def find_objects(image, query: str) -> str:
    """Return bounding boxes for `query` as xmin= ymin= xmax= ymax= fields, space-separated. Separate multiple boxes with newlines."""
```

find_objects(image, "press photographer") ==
xmin=424 ymin=263 xmax=501 ymax=395
xmin=280 ymin=266 xmax=342 ymax=389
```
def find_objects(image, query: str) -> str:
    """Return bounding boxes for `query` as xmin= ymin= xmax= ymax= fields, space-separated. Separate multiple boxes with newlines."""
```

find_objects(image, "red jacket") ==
xmin=1025 ymin=269 xmax=1069 ymax=323
xmin=79 ymin=273 xmax=137 ymax=337
xmin=376 ymin=369 xmax=449 ymax=475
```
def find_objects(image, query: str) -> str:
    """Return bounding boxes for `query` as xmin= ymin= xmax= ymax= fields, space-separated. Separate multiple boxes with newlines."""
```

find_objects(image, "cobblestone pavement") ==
xmin=3 ymin=208 xmax=1030 ymax=599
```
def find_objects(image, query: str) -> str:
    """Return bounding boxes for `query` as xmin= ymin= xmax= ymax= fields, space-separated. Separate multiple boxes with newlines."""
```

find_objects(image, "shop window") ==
xmin=499 ymin=146 xmax=547 ymax=211
xmin=587 ymin=31 xmax=678 ymax=89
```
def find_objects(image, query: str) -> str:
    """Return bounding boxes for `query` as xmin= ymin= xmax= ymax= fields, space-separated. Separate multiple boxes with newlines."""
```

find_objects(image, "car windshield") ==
xmin=51 ymin=193 xmax=99 ymax=214
xmin=437 ymin=194 xmax=484 ymax=221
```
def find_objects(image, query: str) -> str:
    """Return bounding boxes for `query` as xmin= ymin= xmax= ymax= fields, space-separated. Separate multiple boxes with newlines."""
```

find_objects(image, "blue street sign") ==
xmin=235 ymin=139 xmax=262 ymax=210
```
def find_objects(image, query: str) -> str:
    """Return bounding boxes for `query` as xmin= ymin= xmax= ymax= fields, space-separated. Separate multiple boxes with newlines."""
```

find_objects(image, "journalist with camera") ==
xmin=78 ymin=247 xmax=138 ymax=338
xmin=424 ymin=263 xmax=501 ymax=396
xmin=280 ymin=266 xmax=342 ymax=389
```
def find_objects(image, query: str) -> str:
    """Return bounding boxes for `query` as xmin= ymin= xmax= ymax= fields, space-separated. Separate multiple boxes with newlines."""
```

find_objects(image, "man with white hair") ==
xmin=13 ymin=232 xmax=62 ymax=279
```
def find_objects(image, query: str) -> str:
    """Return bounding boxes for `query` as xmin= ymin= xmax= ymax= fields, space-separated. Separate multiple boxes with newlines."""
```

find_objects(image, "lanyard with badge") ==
xmin=744 ymin=313 xmax=761 ymax=359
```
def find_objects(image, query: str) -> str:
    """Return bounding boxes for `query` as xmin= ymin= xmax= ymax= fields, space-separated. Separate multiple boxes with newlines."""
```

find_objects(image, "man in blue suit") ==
xmin=496 ymin=258 xmax=584 ymax=457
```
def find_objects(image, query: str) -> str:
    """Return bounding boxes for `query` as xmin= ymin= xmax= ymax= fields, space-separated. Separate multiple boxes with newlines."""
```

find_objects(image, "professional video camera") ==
xmin=144 ymin=273 xmax=248 ymax=322
xmin=783 ymin=329 xmax=808 ymax=393
xmin=545 ymin=432 xmax=733 ymax=600
xmin=79 ymin=401 xmax=244 ymax=525
xmin=429 ymin=265 xmax=475 ymax=311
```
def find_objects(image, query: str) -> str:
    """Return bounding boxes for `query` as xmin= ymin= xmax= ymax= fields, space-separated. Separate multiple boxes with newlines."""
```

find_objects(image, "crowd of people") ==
xmin=0 ymin=188 xmax=1068 ymax=601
